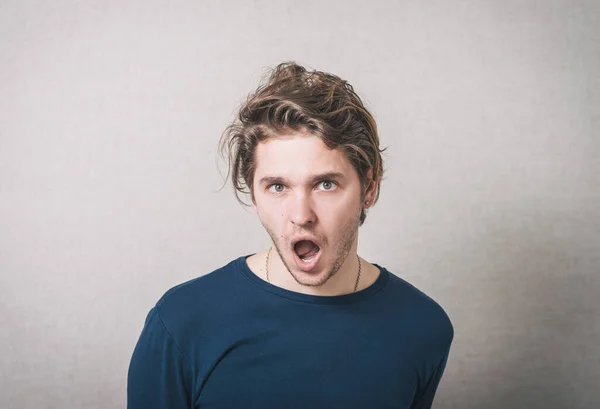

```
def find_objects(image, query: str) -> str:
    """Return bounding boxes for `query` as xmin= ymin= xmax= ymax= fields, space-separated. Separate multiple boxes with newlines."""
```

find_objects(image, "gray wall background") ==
xmin=1 ymin=1 xmax=598 ymax=408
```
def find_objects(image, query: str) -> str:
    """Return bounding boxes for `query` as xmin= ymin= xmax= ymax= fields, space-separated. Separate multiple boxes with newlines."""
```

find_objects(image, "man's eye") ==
xmin=269 ymin=184 xmax=285 ymax=193
xmin=318 ymin=181 xmax=337 ymax=191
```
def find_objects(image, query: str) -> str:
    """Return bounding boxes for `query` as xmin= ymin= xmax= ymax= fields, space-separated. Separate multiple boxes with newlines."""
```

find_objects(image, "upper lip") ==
xmin=291 ymin=235 xmax=321 ymax=248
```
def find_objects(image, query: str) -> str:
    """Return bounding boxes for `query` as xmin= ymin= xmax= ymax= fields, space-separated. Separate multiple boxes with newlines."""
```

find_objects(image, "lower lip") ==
xmin=292 ymin=248 xmax=322 ymax=272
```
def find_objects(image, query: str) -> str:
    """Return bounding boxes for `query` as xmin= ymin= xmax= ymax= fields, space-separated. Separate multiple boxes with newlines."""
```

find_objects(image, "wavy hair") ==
xmin=219 ymin=62 xmax=385 ymax=225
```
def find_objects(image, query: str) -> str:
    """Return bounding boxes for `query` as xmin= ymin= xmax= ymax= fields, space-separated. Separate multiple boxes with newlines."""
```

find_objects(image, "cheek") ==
xmin=320 ymin=192 xmax=361 ymax=213
xmin=259 ymin=196 xmax=289 ymax=216
xmin=256 ymin=202 xmax=285 ymax=228
xmin=318 ymin=199 xmax=359 ymax=226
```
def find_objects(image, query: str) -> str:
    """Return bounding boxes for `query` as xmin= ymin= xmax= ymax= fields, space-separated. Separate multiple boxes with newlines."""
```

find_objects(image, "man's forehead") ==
xmin=254 ymin=136 xmax=353 ymax=181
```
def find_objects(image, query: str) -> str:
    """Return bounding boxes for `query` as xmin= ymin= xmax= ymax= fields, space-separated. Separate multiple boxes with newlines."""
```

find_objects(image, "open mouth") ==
xmin=294 ymin=240 xmax=320 ymax=261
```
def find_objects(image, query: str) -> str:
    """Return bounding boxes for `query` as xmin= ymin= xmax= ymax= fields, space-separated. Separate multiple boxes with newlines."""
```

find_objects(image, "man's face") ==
xmin=252 ymin=132 xmax=368 ymax=288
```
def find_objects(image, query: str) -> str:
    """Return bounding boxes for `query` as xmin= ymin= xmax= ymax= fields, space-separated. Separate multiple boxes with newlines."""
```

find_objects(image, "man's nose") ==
xmin=289 ymin=193 xmax=316 ymax=227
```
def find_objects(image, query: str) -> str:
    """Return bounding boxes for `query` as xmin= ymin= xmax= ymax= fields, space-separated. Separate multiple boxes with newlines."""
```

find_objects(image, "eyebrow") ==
xmin=258 ymin=172 xmax=346 ymax=186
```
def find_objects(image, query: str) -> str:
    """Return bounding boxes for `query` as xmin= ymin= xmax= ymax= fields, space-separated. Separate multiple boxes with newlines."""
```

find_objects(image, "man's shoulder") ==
xmin=383 ymin=270 xmax=454 ymax=347
xmin=152 ymin=256 xmax=245 ymax=326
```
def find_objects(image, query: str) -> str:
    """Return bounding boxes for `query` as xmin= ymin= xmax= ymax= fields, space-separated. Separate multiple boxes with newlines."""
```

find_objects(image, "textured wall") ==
xmin=1 ymin=1 xmax=598 ymax=408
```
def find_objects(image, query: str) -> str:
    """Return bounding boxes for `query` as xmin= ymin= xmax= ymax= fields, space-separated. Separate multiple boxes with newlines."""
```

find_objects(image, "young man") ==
xmin=127 ymin=62 xmax=453 ymax=409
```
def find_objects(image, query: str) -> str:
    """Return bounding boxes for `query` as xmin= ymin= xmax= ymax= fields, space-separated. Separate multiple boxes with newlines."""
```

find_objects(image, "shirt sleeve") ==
xmin=410 ymin=354 xmax=449 ymax=409
xmin=127 ymin=308 xmax=194 ymax=409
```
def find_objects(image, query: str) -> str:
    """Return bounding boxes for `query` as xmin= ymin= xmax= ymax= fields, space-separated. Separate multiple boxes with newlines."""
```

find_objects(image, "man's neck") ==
xmin=246 ymin=249 xmax=380 ymax=296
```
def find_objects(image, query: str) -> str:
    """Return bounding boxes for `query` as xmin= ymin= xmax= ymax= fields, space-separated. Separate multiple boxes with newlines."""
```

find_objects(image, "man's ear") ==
xmin=363 ymin=168 xmax=377 ymax=207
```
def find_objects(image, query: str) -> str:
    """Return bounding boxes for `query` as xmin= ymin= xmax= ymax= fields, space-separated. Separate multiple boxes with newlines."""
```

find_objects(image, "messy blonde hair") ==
xmin=219 ymin=62 xmax=385 ymax=225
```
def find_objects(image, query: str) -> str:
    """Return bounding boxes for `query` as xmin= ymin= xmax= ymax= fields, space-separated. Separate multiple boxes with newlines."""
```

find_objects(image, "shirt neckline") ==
xmin=236 ymin=254 xmax=390 ymax=305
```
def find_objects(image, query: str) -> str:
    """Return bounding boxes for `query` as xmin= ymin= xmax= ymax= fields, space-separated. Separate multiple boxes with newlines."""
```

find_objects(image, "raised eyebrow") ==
xmin=310 ymin=172 xmax=346 ymax=184
xmin=258 ymin=172 xmax=345 ymax=187
xmin=259 ymin=176 xmax=289 ymax=186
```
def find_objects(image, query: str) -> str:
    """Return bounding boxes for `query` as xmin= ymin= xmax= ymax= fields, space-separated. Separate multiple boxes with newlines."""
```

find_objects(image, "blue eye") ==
xmin=319 ymin=181 xmax=337 ymax=191
xmin=269 ymin=184 xmax=285 ymax=193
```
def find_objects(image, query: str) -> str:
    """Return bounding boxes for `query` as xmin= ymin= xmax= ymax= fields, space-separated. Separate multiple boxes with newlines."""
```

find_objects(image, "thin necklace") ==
xmin=265 ymin=247 xmax=362 ymax=293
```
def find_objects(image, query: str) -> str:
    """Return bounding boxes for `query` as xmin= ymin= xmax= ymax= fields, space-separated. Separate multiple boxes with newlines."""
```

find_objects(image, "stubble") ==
xmin=264 ymin=208 xmax=362 ymax=288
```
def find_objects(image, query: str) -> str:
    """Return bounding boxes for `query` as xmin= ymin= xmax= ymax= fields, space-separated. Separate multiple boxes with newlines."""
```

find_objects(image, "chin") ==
xmin=289 ymin=268 xmax=334 ymax=288
xmin=288 ymin=254 xmax=336 ymax=287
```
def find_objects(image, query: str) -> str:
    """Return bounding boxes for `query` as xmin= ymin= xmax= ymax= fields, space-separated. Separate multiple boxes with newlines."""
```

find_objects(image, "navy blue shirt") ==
xmin=128 ymin=256 xmax=453 ymax=409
